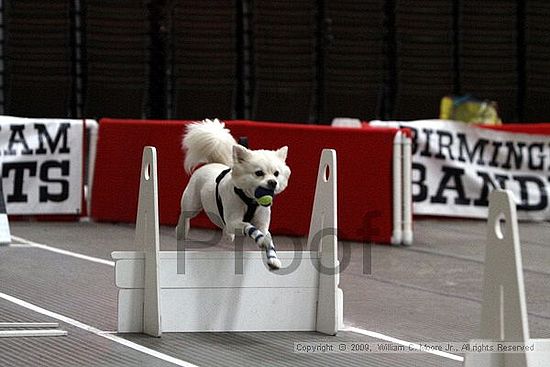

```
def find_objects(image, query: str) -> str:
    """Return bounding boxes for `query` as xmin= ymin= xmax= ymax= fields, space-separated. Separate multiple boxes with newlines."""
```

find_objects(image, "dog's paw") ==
xmin=267 ymin=257 xmax=281 ymax=270
xmin=257 ymin=234 xmax=271 ymax=249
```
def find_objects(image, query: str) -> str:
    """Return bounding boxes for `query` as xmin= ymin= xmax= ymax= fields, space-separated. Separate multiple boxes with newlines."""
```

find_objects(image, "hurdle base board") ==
xmin=118 ymin=287 xmax=319 ymax=333
xmin=112 ymin=250 xmax=321 ymax=289
xmin=113 ymin=250 xmax=343 ymax=333
xmin=463 ymin=339 xmax=550 ymax=367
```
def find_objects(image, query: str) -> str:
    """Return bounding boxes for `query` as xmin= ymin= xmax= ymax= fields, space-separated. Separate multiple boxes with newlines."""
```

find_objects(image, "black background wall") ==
xmin=0 ymin=0 xmax=547 ymax=123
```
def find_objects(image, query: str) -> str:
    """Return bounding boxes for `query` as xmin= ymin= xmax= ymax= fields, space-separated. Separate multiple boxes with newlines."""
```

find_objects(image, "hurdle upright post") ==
xmin=391 ymin=131 xmax=403 ymax=245
xmin=134 ymin=146 xmax=162 ymax=337
xmin=0 ymin=174 xmax=11 ymax=244
xmin=463 ymin=189 xmax=550 ymax=367
xmin=307 ymin=149 xmax=342 ymax=335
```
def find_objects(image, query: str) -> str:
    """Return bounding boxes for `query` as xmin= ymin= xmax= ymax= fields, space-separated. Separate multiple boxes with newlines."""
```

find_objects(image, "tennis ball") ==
xmin=255 ymin=186 xmax=275 ymax=206
xmin=257 ymin=195 xmax=273 ymax=206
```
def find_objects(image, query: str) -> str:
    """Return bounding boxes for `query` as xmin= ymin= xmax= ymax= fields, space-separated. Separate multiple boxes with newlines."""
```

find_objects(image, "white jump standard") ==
xmin=464 ymin=190 xmax=550 ymax=367
xmin=112 ymin=147 xmax=343 ymax=336
xmin=0 ymin=177 xmax=11 ymax=244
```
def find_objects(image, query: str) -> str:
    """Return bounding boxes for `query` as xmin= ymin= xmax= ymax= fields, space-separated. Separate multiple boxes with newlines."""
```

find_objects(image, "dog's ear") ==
xmin=276 ymin=146 xmax=288 ymax=161
xmin=233 ymin=145 xmax=251 ymax=164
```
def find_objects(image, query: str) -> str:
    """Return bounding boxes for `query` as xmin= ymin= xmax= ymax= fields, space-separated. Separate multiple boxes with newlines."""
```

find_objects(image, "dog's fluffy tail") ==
xmin=182 ymin=119 xmax=237 ymax=173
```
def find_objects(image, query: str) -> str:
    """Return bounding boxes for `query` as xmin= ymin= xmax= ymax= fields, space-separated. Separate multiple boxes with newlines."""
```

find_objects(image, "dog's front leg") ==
xmin=229 ymin=221 xmax=281 ymax=270
xmin=245 ymin=224 xmax=281 ymax=270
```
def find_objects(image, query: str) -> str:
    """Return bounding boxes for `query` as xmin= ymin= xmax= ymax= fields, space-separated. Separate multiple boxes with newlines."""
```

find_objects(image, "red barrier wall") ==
xmin=91 ymin=119 xmax=399 ymax=243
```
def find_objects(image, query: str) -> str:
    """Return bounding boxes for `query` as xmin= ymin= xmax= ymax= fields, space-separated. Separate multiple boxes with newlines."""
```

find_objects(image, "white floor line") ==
xmin=344 ymin=326 xmax=464 ymax=362
xmin=0 ymin=291 xmax=199 ymax=367
xmin=10 ymin=235 xmax=115 ymax=267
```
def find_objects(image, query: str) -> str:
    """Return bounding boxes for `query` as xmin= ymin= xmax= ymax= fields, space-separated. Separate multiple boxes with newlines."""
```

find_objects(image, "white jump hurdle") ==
xmin=112 ymin=147 xmax=343 ymax=336
xmin=464 ymin=190 xmax=550 ymax=367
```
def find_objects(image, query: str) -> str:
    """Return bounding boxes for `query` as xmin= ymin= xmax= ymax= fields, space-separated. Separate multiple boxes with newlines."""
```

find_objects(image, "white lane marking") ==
xmin=0 ymin=291 xmax=199 ymax=367
xmin=344 ymin=326 xmax=465 ymax=362
xmin=11 ymin=235 xmax=115 ymax=267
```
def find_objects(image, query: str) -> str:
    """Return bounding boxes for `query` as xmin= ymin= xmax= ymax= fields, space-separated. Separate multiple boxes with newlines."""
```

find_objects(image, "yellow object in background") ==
xmin=440 ymin=95 xmax=502 ymax=125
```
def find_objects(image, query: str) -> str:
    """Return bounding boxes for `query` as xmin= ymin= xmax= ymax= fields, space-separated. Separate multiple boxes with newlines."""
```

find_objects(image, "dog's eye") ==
xmin=255 ymin=170 xmax=265 ymax=177
xmin=274 ymin=171 xmax=279 ymax=177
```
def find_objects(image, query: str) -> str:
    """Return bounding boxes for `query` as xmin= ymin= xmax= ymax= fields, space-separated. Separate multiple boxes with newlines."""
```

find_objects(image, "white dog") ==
xmin=176 ymin=119 xmax=291 ymax=270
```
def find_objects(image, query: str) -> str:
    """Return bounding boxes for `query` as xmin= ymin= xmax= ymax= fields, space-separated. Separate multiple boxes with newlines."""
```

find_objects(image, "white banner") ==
xmin=372 ymin=119 xmax=550 ymax=220
xmin=0 ymin=116 xmax=84 ymax=215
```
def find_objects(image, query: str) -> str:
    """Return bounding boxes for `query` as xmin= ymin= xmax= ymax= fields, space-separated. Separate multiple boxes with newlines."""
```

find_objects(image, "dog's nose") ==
xmin=267 ymin=179 xmax=278 ymax=189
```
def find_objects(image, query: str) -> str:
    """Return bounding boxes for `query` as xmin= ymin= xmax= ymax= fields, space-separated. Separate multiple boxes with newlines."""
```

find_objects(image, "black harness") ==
xmin=215 ymin=168 xmax=259 ymax=224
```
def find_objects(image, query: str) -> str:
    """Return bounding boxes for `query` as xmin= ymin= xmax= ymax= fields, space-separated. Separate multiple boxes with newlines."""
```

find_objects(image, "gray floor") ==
xmin=1 ymin=218 xmax=549 ymax=366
